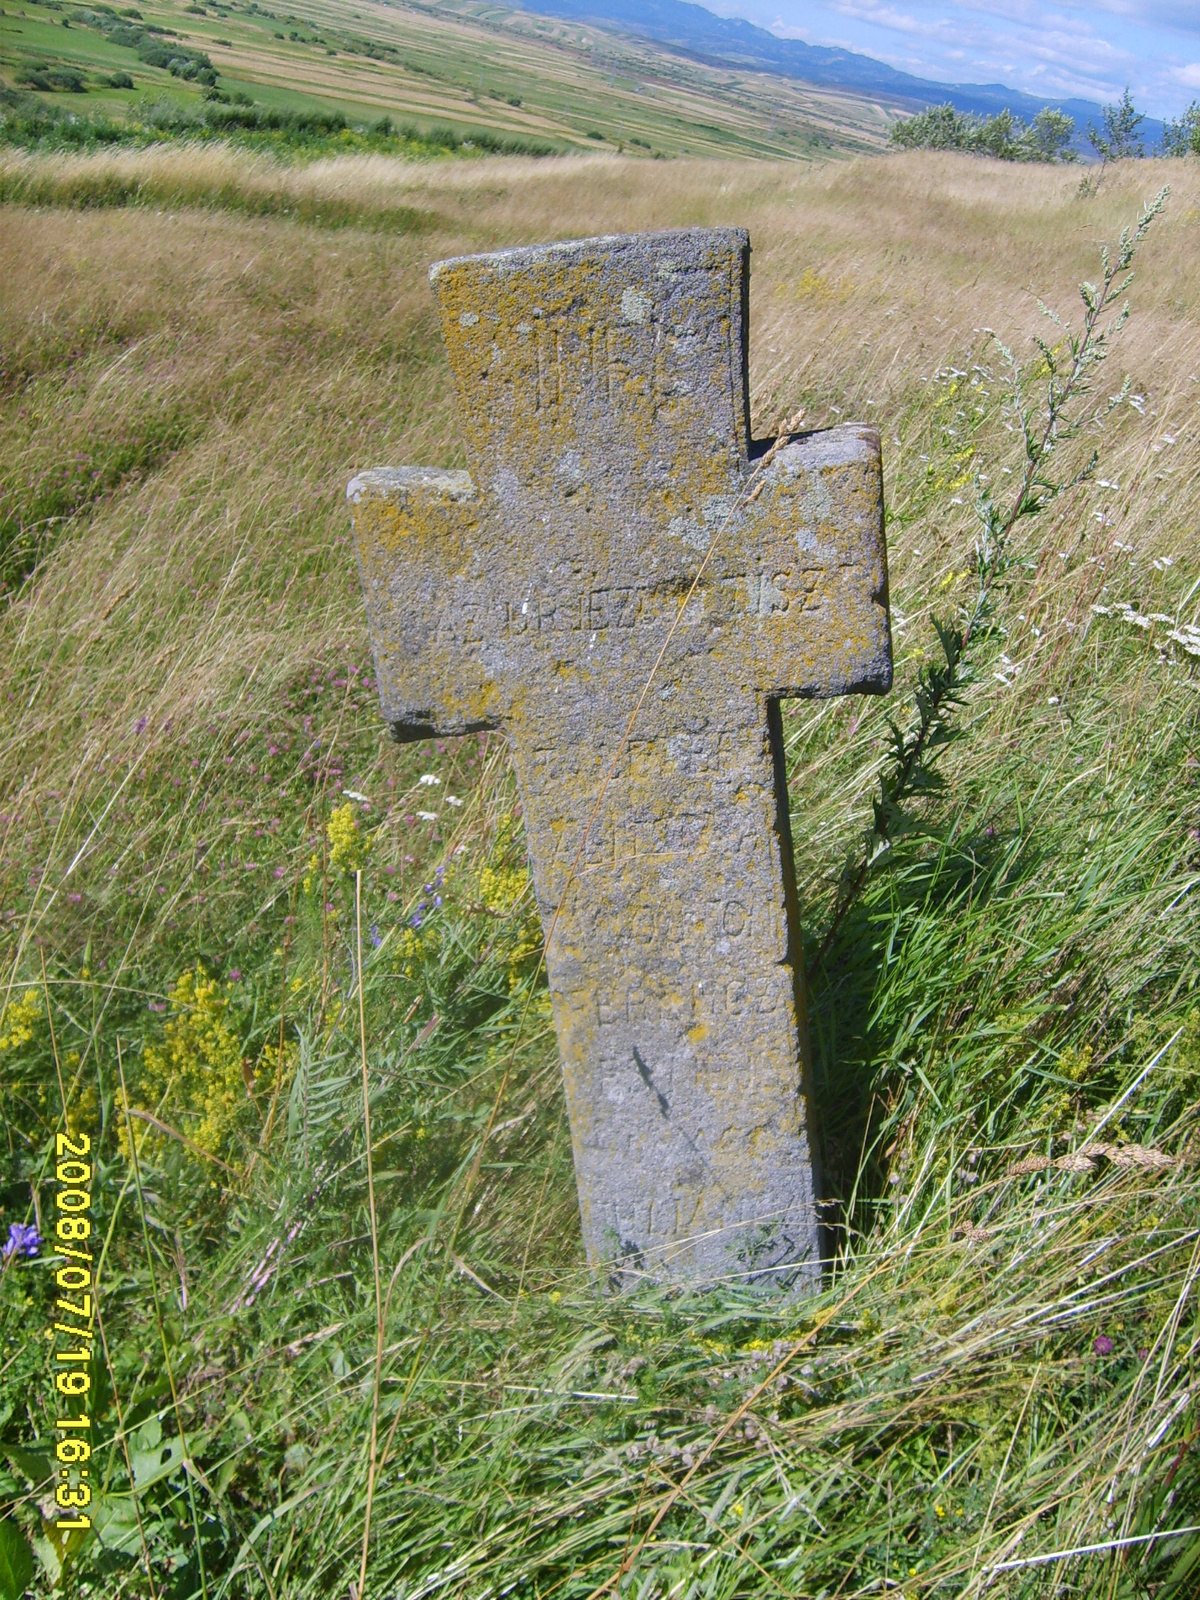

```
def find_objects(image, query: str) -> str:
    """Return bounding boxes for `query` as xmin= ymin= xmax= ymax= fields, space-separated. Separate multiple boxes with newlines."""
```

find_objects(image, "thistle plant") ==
xmin=809 ymin=186 xmax=1170 ymax=979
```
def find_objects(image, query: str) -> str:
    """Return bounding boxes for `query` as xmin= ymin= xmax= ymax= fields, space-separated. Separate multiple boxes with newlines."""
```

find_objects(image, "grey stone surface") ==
xmin=348 ymin=227 xmax=891 ymax=1288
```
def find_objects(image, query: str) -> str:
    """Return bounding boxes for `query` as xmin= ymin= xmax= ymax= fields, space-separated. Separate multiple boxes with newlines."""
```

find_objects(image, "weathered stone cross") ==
xmin=348 ymin=228 xmax=891 ymax=1288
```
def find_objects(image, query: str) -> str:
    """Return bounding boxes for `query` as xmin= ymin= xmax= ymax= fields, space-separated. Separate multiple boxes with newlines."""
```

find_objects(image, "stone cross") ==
xmin=348 ymin=228 xmax=891 ymax=1289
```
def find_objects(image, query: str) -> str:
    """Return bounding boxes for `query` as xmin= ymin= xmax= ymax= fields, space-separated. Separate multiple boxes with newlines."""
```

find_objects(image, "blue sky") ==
xmin=706 ymin=1 xmax=1200 ymax=117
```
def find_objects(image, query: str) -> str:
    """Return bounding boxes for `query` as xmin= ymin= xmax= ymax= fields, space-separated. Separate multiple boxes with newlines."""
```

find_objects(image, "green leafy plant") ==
xmin=0 ymin=1519 xmax=35 ymax=1600
xmin=1089 ymin=86 xmax=1146 ymax=163
xmin=1079 ymin=84 xmax=1149 ymax=193
xmin=889 ymin=101 xmax=1076 ymax=162
xmin=1162 ymin=100 xmax=1200 ymax=158
xmin=809 ymin=187 xmax=1170 ymax=978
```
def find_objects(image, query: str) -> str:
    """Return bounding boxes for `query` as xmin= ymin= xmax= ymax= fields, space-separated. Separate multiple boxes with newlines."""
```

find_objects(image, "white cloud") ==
xmin=715 ymin=0 xmax=1196 ymax=115
xmin=825 ymin=0 xmax=1139 ymax=97
xmin=1088 ymin=1 xmax=1200 ymax=39
xmin=1173 ymin=62 xmax=1200 ymax=89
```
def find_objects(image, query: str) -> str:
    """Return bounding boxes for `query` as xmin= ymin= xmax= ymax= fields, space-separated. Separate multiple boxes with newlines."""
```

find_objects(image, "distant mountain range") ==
xmin=517 ymin=0 xmax=1163 ymax=146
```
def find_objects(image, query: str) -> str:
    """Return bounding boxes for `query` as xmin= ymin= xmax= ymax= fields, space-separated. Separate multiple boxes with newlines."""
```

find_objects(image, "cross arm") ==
xmin=347 ymin=467 xmax=502 ymax=742
xmin=727 ymin=423 xmax=892 ymax=700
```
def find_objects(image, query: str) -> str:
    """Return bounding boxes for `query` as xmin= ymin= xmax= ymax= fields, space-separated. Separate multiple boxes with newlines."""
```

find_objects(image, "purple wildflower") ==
xmin=229 ymin=969 xmax=242 ymax=982
xmin=369 ymin=925 xmax=382 ymax=949
xmin=1093 ymin=1335 xmax=1114 ymax=1356
xmin=3 ymin=1222 xmax=41 ymax=1259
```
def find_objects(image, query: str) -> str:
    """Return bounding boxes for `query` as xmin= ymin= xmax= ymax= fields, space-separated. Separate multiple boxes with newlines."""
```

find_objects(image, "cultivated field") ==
xmin=1 ymin=148 xmax=1199 ymax=1596
xmin=0 ymin=0 xmax=892 ymax=157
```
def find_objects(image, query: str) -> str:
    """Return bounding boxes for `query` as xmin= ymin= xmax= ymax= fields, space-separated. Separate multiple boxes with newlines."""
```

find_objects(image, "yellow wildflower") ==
xmin=129 ymin=969 xmax=245 ymax=1158
xmin=328 ymin=803 xmax=369 ymax=873
xmin=0 ymin=990 xmax=40 ymax=1051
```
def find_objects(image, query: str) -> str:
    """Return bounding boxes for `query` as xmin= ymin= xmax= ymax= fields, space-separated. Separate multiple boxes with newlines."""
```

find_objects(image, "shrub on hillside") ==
xmin=1163 ymin=101 xmax=1200 ymax=157
xmin=889 ymin=102 xmax=1076 ymax=162
xmin=0 ymin=86 xmax=556 ymax=157
xmin=1088 ymin=86 xmax=1145 ymax=162
xmin=16 ymin=63 xmax=87 ymax=94
xmin=76 ymin=6 xmax=220 ymax=86
xmin=0 ymin=85 xmax=127 ymax=146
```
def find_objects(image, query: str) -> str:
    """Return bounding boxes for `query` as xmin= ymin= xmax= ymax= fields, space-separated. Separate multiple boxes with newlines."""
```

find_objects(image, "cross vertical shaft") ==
xmin=349 ymin=228 xmax=891 ymax=1286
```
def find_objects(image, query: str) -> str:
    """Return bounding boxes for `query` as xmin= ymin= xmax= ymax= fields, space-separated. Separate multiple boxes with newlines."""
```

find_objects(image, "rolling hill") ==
xmin=1 ymin=0 xmax=905 ymax=159
xmin=512 ymin=0 xmax=1165 ymax=149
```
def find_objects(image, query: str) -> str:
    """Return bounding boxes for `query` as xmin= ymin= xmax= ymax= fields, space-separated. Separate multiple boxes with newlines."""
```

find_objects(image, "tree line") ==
xmin=891 ymin=88 xmax=1200 ymax=164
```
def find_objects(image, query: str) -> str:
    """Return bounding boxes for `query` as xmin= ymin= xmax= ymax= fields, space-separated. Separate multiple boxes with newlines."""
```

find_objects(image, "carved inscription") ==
xmin=458 ymin=294 xmax=736 ymax=427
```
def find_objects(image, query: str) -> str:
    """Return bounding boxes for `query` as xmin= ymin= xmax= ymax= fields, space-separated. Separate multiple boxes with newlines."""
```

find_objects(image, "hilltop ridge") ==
xmin=511 ymin=0 xmax=1164 ymax=148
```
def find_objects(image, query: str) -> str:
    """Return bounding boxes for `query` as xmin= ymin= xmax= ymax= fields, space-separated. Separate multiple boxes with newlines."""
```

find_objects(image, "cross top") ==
xmin=350 ymin=228 xmax=891 ymax=1287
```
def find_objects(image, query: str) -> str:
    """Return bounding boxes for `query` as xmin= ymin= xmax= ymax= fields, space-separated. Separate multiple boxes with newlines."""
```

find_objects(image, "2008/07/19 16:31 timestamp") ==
xmin=52 ymin=1129 xmax=96 ymax=1533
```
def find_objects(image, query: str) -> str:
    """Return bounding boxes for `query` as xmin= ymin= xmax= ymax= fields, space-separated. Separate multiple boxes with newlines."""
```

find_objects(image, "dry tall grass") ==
xmin=2 ymin=149 xmax=1199 ymax=1597
xmin=2 ymin=149 xmax=1197 ymax=905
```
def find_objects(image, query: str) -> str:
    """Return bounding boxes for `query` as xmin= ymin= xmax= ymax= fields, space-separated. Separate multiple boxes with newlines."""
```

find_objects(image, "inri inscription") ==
xmin=348 ymin=228 xmax=891 ymax=1288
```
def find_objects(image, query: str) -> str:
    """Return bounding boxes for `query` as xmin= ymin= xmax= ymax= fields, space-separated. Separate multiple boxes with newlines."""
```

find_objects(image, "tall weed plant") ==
xmin=0 ymin=150 xmax=1198 ymax=1598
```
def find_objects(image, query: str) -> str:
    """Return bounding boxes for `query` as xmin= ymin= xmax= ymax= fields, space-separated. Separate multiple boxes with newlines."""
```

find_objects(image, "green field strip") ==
xmin=1 ymin=0 xmax=894 ymax=157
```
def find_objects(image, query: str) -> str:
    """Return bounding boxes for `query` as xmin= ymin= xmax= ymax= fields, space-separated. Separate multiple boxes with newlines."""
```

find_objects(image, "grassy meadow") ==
xmin=1 ymin=146 xmax=1199 ymax=1597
